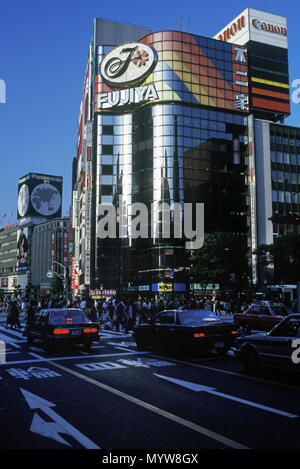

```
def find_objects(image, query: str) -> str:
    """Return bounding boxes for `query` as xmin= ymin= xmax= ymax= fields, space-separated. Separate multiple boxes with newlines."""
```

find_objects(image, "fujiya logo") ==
xmin=252 ymin=18 xmax=287 ymax=36
xmin=100 ymin=42 xmax=157 ymax=88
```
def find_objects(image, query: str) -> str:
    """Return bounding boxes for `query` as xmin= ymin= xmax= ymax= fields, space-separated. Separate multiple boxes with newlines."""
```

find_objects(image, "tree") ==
xmin=188 ymin=232 xmax=249 ymax=291
xmin=256 ymin=233 xmax=300 ymax=284
xmin=13 ymin=284 xmax=22 ymax=299
xmin=51 ymin=275 xmax=64 ymax=299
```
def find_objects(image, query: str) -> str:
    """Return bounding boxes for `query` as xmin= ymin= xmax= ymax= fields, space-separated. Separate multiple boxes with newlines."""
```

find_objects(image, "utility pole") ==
xmin=49 ymin=260 xmax=68 ymax=305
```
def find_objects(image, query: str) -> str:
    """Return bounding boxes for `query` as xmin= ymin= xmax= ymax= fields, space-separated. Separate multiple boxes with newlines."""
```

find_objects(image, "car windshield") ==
xmin=49 ymin=309 xmax=90 ymax=325
xmin=179 ymin=310 xmax=221 ymax=325
xmin=271 ymin=306 xmax=290 ymax=316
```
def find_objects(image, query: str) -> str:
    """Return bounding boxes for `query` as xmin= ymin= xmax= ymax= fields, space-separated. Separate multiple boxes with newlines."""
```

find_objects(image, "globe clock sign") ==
xmin=17 ymin=174 xmax=62 ymax=220
xmin=31 ymin=183 xmax=61 ymax=217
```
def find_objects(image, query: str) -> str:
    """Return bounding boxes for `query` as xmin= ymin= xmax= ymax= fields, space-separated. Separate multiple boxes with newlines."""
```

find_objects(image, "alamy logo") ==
xmin=291 ymin=339 xmax=300 ymax=364
xmin=0 ymin=339 xmax=6 ymax=363
xmin=96 ymin=199 xmax=204 ymax=250
xmin=0 ymin=79 xmax=6 ymax=103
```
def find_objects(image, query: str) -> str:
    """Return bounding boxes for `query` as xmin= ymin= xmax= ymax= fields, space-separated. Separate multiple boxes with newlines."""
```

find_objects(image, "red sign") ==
xmin=218 ymin=15 xmax=246 ymax=42
xmin=252 ymin=19 xmax=287 ymax=36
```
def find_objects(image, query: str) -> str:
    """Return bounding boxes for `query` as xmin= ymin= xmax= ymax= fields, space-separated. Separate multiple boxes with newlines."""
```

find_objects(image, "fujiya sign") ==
xmin=98 ymin=42 xmax=158 ymax=110
xmin=100 ymin=42 xmax=157 ymax=88
xmin=97 ymin=84 xmax=158 ymax=109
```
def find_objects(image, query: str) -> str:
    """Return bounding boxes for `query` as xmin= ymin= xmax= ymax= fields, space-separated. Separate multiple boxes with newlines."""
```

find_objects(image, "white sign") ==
xmin=97 ymin=84 xmax=158 ymax=110
xmin=100 ymin=42 xmax=157 ymax=88
xmin=7 ymin=367 xmax=61 ymax=380
xmin=213 ymin=8 xmax=288 ymax=49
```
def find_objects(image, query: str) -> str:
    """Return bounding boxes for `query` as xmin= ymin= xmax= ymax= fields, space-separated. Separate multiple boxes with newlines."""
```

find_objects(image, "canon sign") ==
xmin=252 ymin=18 xmax=287 ymax=36
xmin=218 ymin=15 xmax=246 ymax=42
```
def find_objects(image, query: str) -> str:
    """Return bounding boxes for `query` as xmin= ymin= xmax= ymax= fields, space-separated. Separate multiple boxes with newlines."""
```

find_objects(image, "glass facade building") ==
xmin=72 ymin=11 xmax=295 ymax=295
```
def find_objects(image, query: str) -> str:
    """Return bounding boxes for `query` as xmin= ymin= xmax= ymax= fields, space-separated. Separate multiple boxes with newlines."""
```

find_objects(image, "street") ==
xmin=0 ymin=313 xmax=300 ymax=451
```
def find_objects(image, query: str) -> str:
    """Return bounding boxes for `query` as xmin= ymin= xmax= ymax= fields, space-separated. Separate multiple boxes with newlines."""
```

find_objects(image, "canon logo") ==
xmin=218 ymin=15 xmax=246 ymax=42
xmin=252 ymin=18 xmax=287 ymax=36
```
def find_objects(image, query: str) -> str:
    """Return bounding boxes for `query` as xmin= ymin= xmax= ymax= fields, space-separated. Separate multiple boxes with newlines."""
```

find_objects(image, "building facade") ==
xmin=30 ymin=217 xmax=69 ymax=295
xmin=72 ymin=9 xmax=294 ymax=295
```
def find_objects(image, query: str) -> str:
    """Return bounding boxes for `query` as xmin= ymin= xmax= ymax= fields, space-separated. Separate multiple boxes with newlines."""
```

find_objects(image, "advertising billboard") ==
xmin=17 ymin=173 xmax=62 ymax=220
xmin=95 ymin=31 xmax=249 ymax=114
xmin=16 ymin=227 xmax=28 ymax=272
xmin=213 ymin=9 xmax=290 ymax=119
xmin=213 ymin=8 xmax=288 ymax=49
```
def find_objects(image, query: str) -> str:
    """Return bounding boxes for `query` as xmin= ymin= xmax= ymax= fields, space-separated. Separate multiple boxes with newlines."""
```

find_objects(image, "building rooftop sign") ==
xmin=213 ymin=8 xmax=288 ymax=49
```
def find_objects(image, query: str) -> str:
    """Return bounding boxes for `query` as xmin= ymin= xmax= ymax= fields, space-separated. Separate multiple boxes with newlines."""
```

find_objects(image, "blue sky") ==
xmin=0 ymin=0 xmax=299 ymax=226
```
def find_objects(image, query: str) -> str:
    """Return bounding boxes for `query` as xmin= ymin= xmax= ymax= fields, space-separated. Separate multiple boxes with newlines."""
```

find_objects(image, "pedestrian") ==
xmin=8 ymin=301 xmax=21 ymax=329
xmin=124 ymin=300 xmax=134 ymax=333
xmin=115 ymin=300 xmax=125 ymax=331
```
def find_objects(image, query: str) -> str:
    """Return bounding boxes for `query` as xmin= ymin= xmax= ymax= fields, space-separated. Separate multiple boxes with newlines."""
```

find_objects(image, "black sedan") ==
xmin=231 ymin=314 xmax=300 ymax=373
xmin=133 ymin=309 xmax=239 ymax=355
xmin=26 ymin=308 xmax=99 ymax=351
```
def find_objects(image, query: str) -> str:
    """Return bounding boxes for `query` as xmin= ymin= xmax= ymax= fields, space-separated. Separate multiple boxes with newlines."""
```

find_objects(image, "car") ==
xmin=133 ymin=309 xmax=239 ymax=355
xmin=26 ymin=308 xmax=99 ymax=351
xmin=234 ymin=302 xmax=291 ymax=334
xmin=231 ymin=314 xmax=300 ymax=373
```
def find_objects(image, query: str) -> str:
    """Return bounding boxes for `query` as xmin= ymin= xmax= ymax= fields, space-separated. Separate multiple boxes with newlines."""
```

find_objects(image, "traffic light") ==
xmin=269 ymin=213 xmax=300 ymax=224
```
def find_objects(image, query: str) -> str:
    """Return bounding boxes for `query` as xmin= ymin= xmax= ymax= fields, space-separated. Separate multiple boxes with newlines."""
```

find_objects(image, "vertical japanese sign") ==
xmin=63 ymin=231 xmax=68 ymax=268
xmin=248 ymin=115 xmax=258 ymax=285
xmin=85 ymin=143 xmax=92 ymax=286
xmin=51 ymin=232 xmax=55 ymax=272
xmin=233 ymin=46 xmax=249 ymax=112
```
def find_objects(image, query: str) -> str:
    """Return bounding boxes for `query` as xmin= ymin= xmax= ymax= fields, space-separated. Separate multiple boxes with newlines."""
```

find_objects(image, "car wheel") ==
xmin=135 ymin=338 xmax=146 ymax=351
xmin=83 ymin=341 xmax=92 ymax=351
xmin=42 ymin=335 xmax=51 ymax=351
xmin=217 ymin=347 xmax=228 ymax=356
xmin=243 ymin=348 xmax=260 ymax=373
xmin=171 ymin=339 xmax=181 ymax=355
xmin=26 ymin=334 xmax=34 ymax=346
xmin=239 ymin=325 xmax=249 ymax=335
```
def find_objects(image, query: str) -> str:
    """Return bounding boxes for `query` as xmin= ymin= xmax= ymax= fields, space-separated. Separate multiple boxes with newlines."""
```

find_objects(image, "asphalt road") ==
xmin=0 ymin=313 xmax=300 ymax=451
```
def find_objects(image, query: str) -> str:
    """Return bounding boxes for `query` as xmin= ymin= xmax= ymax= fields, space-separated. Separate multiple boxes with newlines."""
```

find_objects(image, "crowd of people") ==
xmin=0 ymin=295 xmax=248 ymax=333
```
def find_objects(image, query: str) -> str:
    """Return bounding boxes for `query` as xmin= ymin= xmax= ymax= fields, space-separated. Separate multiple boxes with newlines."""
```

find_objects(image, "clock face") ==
xmin=31 ymin=183 xmax=61 ymax=216
xmin=18 ymin=184 xmax=29 ymax=217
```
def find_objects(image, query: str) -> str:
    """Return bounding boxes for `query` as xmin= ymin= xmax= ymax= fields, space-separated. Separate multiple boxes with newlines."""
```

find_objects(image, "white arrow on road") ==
xmin=20 ymin=388 xmax=100 ymax=449
xmin=154 ymin=374 xmax=298 ymax=419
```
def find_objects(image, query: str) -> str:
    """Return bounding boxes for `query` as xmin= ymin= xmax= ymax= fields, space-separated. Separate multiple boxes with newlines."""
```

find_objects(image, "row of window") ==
xmin=272 ymin=191 xmax=300 ymax=203
xmin=272 ymin=171 xmax=300 ymax=184
xmin=270 ymin=135 xmax=300 ymax=146
xmin=98 ymin=106 xmax=247 ymax=123
xmin=142 ymin=31 xmax=233 ymax=52
xmin=271 ymin=152 xmax=300 ymax=165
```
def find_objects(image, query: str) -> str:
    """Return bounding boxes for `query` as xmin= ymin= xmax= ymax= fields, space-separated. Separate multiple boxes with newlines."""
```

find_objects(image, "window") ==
xmin=271 ymin=317 xmax=300 ymax=337
xmin=155 ymin=311 xmax=175 ymax=325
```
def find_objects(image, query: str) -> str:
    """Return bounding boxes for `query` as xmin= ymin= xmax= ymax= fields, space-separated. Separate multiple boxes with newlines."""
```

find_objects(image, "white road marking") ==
xmin=0 ymin=333 xmax=21 ymax=348
xmin=153 ymin=354 xmax=300 ymax=392
xmin=154 ymin=374 xmax=299 ymax=419
xmin=20 ymin=388 xmax=100 ymax=449
xmin=45 ymin=360 xmax=248 ymax=449
xmin=0 ymin=350 xmax=149 ymax=366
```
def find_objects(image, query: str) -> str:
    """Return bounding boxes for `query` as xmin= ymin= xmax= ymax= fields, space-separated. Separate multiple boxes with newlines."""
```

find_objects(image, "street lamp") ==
xmin=49 ymin=260 xmax=68 ymax=305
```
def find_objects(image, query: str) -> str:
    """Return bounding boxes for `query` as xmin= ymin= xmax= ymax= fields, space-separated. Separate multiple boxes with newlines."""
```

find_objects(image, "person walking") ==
xmin=115 ymin=300 xmax=125 ymax=331
xmin=8 ymin=301 xmax=21 ymax=329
